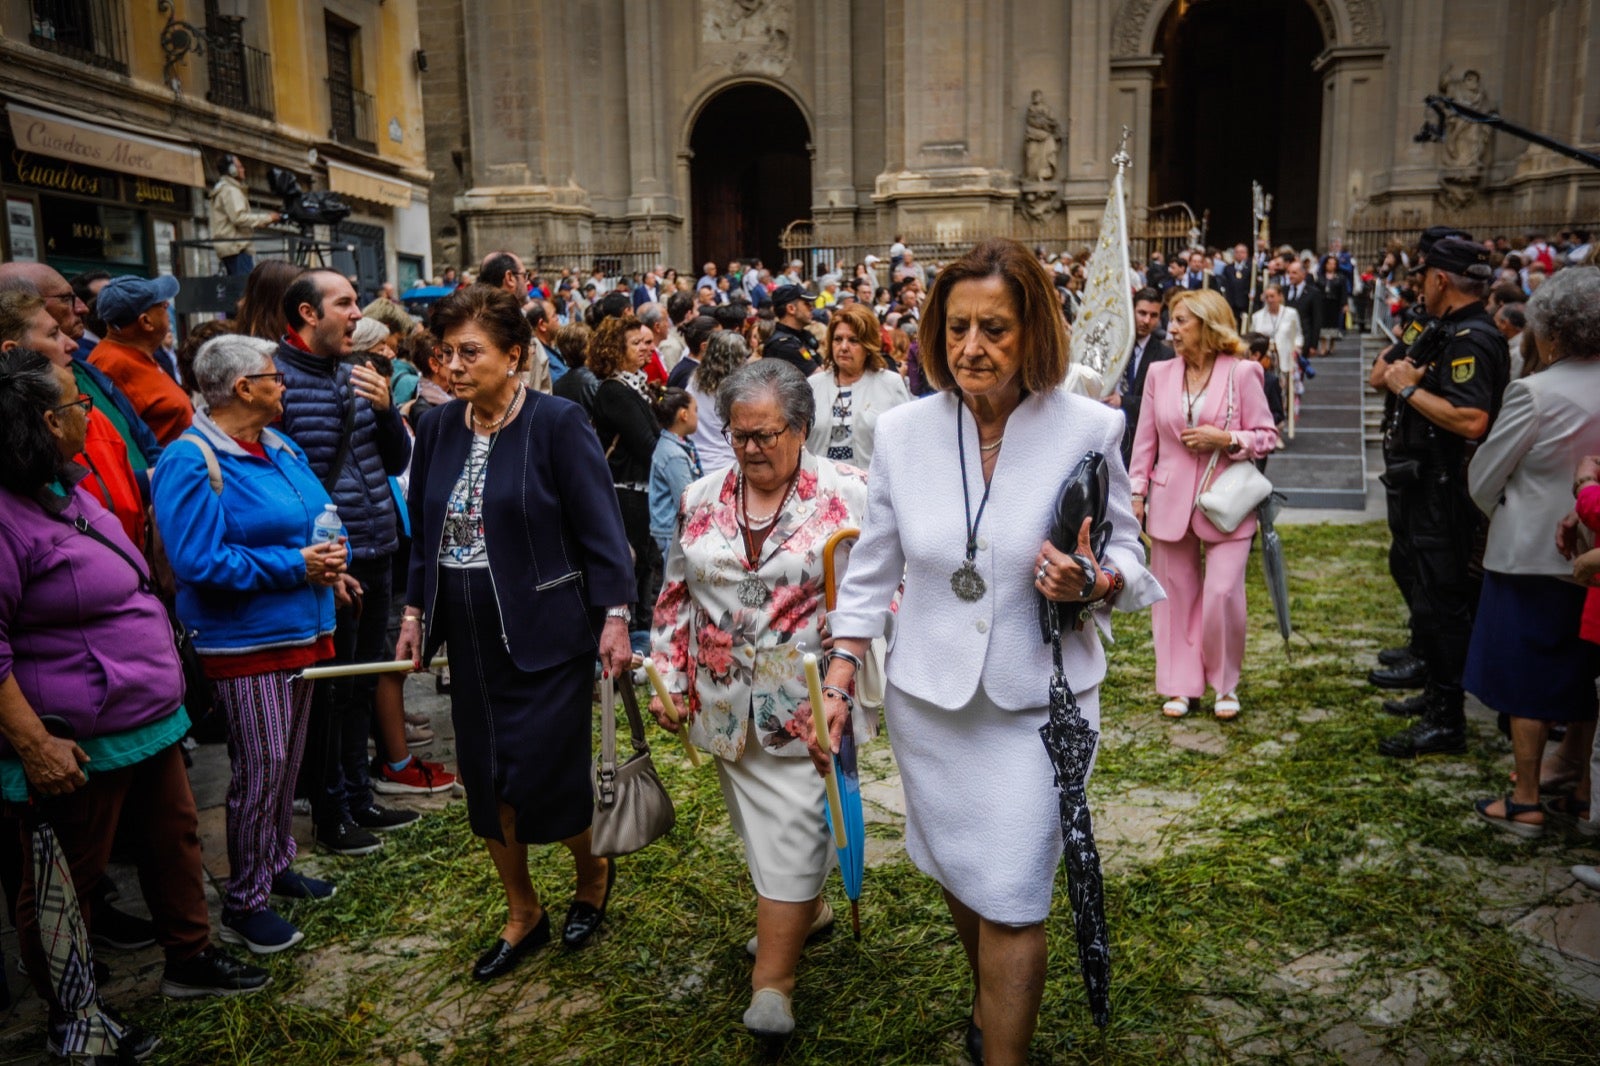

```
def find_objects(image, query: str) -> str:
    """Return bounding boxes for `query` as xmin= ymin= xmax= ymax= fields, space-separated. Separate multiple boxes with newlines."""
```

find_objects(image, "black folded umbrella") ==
xmin=1036 ymin=452 xmax=1112 ymax=1028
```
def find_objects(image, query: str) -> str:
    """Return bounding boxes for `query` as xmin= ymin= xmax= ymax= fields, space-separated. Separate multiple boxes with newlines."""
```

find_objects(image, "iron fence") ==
xmin=28 ymin=0 xmax=126 ymax=74
xmin=1344 ymin=205 xmax=1600 ymax=269
xmin=526 ymin=234 xmax=665 ymax=285
xmin=778 ymin=212 xmax=1198 ymax=277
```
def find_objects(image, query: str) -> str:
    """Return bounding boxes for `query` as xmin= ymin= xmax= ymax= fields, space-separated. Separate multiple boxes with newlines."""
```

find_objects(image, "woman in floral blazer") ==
xmin=648 ymin=360 xmax=870 ymax=1039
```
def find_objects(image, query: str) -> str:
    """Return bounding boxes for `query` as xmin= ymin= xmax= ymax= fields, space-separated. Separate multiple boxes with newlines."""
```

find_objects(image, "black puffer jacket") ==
xmin=275 ymin=340 xmax=411 ymax=559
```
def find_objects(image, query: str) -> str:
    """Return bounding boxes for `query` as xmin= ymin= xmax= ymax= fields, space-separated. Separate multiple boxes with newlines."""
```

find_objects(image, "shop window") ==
xmin=38 ymin=196 xmax=148 ymax=272
xmin=397 ymin=254 xmax=425 ymax=292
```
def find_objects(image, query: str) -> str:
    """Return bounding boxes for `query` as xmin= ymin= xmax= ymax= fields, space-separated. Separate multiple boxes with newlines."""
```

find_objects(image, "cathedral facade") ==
xmin=419 ymin=0 xmax=1600 ymax=270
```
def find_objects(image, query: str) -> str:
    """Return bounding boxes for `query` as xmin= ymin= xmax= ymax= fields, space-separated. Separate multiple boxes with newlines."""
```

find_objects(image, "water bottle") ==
xmin=313 ymin=504 xmax=343 ymax=545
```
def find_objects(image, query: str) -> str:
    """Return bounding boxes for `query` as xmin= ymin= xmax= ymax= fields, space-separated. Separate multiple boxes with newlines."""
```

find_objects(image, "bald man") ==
xmin=0 ymin=262 xmax=163 ymax=473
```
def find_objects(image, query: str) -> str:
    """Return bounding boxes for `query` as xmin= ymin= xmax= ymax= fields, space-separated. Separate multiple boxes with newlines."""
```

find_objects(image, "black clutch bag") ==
xmin=1038 ymin=452 xmax=1112 ymax=643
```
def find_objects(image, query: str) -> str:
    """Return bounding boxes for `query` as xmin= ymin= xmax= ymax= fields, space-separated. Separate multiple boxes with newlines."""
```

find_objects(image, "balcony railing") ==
xmin=207 ymin=41 xmax=275 ymax=120
xmin=327 ymin=79 xmax=376 ymax=153
xmin=29 ymin=0 xmax=128 ymax=75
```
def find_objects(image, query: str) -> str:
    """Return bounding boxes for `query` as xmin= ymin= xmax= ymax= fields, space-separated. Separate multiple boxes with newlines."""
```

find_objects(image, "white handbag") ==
xmin=1193 ymin=362 xmax=1272 ymax=533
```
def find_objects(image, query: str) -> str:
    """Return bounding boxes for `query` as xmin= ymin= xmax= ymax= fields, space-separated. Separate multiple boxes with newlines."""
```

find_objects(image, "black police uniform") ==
xmin=764 ymin=321 xmax=820 ymax=378
xmin=1373 ymin=306 xmax=1435 ymax=681
xmin=1378 ymin=300 xmax=1509 ymax=757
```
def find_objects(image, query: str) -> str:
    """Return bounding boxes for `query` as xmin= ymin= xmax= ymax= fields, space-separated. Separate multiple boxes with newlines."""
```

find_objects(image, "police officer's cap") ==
xmin=770 ymin=284 xmax=809 ymax=313
xmin=1420 ymin=225 xmax=1473 ymax=252
xmin=1424 ymin=236 xmax=1494 ymax=281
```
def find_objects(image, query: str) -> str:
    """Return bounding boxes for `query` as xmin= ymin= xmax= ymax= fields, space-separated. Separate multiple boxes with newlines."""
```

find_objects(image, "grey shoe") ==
xmin=743 ymin=987 xmax=795 ymax=1037
xmin=746 ymin=900 xmax=833 ymax=958
xmin=1573 ymin=865 xmax=1600 ymax=891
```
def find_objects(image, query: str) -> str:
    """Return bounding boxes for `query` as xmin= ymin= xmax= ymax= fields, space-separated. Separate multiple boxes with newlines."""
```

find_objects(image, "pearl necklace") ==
xmin=470 ymin=385 xmax=525 ymax=432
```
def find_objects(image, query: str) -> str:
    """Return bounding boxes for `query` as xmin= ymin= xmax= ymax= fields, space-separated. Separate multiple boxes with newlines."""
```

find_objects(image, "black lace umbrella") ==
xmin=1036 ymin=453 xmax=1112 ymax=1028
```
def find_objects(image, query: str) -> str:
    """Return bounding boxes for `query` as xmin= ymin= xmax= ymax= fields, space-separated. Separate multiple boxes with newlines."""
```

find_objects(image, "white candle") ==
xmin=643 ymin=660 xmax=702 ymax=768
xmin=805 ymin=653 xmax=849 ymax=849
xmin=302 ymin=655 xmax=448 ymax=680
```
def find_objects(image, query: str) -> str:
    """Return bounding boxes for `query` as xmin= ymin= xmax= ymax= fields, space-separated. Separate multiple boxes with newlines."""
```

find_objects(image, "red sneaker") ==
xmin=373 ymin=758 xmax=456 ymax=795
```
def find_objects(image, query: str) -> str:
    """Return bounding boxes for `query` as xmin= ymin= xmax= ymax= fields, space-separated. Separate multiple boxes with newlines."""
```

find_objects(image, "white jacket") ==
xmin=829 ymin=389 xmax=1162 ymax=710
xmin=805 ymin=367 xmax=911 ymax=470
xmin=207 ymin=175 xmax=276 ymax=257
xmin=1249 ymin=306 xmax=1304 ymax=372
xmin=1469 ymin=356 xmax=1600 ymax=577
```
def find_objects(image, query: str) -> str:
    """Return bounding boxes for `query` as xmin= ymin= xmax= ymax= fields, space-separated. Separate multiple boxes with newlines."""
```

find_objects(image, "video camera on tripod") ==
xmin=267 ymin=167 xmax=352 ymax=235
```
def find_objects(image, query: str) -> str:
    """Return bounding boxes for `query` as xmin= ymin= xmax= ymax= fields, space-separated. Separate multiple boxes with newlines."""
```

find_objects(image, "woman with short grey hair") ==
xmin=152 ymin=335 xmax=352 ymax=953
xmin=687 ymin=328 xmax=753 ymax=474
xmin=648 ymin=357 xmax=871 ymax=1039
xmin=1465 ymin=266 xmax=1600 ymax=838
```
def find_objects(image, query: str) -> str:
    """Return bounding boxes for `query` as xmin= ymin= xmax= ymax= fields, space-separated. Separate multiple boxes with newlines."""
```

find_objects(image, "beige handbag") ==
xmin=1192 ymin=362 xmax=1272 ymax=533
xmin=590 ymin=675 xmax=676 ymax=857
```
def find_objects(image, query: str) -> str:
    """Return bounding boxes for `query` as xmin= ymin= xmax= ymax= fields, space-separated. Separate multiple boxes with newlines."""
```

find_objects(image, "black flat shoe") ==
xmin=965 ymin=1015 xmax=984 ymax=1065
xmin=562 ymin=857 xmax=616 ymax=949
xmin=1381 ymin=693 xmax=1427 ymax=717
xmin=1367 ymin=657 xmax=1427 ymax=689
xmin=471 ymin=911 xmax=550 ymax=982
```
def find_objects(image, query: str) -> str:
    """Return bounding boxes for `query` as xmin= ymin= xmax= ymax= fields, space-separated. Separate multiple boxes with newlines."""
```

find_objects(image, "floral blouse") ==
xmin=650 ymin=450 xmax=870 ymax=761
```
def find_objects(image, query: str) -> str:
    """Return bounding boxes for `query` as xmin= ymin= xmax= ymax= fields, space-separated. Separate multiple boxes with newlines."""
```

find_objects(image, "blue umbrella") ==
xmin=822 ymin=529 xmax=866 ymax=937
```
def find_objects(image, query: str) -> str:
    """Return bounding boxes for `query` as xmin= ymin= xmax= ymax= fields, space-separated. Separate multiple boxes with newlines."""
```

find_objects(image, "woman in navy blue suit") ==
xmin=395 ymin=286 xmax=635 ymax=981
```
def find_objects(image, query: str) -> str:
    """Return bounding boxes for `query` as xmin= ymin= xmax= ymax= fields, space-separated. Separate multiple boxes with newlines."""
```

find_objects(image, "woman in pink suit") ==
xmin=1128 ymin=289 xmax=1279 ymax=719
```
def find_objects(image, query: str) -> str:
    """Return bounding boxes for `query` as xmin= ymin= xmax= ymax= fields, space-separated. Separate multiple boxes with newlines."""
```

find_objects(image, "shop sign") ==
xmin=6 ymin=103 xmax=206 ymax=187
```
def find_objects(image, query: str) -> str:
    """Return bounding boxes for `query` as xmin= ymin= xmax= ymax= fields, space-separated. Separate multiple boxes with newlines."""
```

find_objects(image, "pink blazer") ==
xmin=1127 ymin=354 xmax=1278 ymax=543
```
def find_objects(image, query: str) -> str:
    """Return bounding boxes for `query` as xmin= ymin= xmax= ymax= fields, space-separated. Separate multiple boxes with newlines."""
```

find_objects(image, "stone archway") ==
xmin=686 ymin=82 xmax=813 ymax=273
xmin=1110 ymin=0 xmax=1388 ymax=248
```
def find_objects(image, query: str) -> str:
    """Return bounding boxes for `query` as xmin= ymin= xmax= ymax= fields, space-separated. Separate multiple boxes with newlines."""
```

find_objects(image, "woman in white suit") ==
xmin=647 ymin=359 xmax=871 ymax=1039
xmin=806 ymin=301 xmax=911 ymax=468
xmin=818 ymin=240 xmax=1160 ymax=1066
xmin=1466 ymin=266 xmax=1600 ymax=836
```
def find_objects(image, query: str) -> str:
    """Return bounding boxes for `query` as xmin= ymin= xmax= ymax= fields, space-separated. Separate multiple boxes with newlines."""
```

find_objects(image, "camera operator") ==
xmin=208 ymin=155 xmax=281 ymax=277
xmin=1368 ymin=227 xmax=1471 ymax=699
xmin=1375 ymin=235 xmax=1510 ymax=758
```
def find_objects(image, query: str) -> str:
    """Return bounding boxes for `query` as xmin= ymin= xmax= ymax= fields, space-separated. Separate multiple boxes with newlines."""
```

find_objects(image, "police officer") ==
xmin=1376 ymin=236 xmax=1510 ymax=758
xmin=1368 ymin=226 xmax=1472 ymax=704
xmin=763 ymin=284 xmax=821 ymax=377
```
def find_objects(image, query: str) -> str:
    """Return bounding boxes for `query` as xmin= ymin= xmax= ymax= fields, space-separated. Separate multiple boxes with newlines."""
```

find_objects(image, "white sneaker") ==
xmin=743 ymin=987 xmax=795 ymax=1037
xmin=1573 ymin=865 xmax=1600 ymax=892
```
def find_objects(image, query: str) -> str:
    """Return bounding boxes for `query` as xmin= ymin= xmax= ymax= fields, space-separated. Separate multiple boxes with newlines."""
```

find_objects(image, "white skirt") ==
xmin=886 ymin=681 xmax=1100 ymax=925
xmin=715 ymin=717 xmax=834 ymax=902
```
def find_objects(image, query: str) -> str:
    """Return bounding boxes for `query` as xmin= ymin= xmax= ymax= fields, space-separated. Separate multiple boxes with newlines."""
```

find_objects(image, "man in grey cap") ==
xmin=88 ymin=275 xmax=194 ymax=445
xmin=1375 ymin=234 xmax=1509 ymax=758
xmin=762 ymin=284 xmax=819 ymax=377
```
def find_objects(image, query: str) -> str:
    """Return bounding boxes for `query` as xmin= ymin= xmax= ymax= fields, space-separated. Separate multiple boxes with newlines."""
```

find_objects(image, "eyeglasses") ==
xmin=51 ymin=392 xmax=93 ymax=414
xmin=440 ymin=344 xmax=490 ymax=364
xmin=243 ymin=371 xmax=285 ymax=385
xmin=39 ymin=290 xmax=75 ymax=304
xmin=723 ymin=425 xmax=789 ymax=450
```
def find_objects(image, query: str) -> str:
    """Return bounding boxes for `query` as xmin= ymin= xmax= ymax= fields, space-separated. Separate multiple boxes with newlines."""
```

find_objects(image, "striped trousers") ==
xmin=216 ymin=670 xmax=313 ymax=915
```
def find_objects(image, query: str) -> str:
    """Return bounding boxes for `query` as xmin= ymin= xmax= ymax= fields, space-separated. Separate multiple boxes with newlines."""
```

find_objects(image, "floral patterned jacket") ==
xmin=650 ymin=450 xmax=871 ymax=761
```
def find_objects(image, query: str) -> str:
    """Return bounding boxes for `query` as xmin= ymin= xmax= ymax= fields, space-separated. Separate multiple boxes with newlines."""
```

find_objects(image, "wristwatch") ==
xmin=604 ymin=606 xmax=630 ymax=621
xmin=1399 ymin=384 xmax=1418 ymax=402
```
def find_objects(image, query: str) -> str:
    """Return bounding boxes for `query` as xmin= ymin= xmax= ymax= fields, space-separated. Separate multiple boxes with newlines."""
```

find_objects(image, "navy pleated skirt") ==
xmin=1465 ymin=571 xmax=1600 ymax=722
xmin=440 ymin=567 xmax=595 ymax=844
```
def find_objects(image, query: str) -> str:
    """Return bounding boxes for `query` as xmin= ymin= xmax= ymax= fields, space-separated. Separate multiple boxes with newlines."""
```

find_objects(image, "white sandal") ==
xmin=1214 ymin=693 xmax=1241 ymax=720
xmin=1161 ymin=697 xmax=1191 ymax=718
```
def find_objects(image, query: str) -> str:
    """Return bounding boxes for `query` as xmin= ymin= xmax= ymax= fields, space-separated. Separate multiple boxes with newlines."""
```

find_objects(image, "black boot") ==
xmin=1382 ymin=693 xmax=1427 ymax=717
xmin=1377 ymin=645 xmax=1418 ymax=666
xmin=1367 ymin=653 xmax=1427 ymax=689
xmin=1378 ymin=686 xmax=1467 ymax=758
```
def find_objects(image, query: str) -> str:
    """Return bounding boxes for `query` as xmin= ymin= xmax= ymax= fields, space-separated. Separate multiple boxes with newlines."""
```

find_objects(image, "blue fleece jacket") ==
xmin=150 ymin=412 xmax=337 ymax=656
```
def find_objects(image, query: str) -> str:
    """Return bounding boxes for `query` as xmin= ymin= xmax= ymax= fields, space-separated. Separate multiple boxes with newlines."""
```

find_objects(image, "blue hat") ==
xmin=96 ymin=274 xmax=181 ymax=329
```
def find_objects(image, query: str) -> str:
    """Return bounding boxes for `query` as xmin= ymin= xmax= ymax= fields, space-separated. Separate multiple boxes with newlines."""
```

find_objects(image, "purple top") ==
xmin=0 ymin=475 xmax=183 ymax=747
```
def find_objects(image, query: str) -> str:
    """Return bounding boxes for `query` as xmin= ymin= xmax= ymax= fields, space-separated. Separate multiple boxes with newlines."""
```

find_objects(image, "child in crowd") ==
xmin=649 ymin=386 xmax=702 ymax=564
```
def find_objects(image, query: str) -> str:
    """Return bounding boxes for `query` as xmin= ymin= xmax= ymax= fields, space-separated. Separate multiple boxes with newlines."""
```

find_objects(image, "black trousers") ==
xmin=305 ymin=553 xmax=392 ymax=828
xmin=1395 ymin=472 xmax=1479 ymax=690
xmin=1384 ymin=478 xmax=1419 ymax=650
xmin=615 ymin=487 xmax=658 ymax=628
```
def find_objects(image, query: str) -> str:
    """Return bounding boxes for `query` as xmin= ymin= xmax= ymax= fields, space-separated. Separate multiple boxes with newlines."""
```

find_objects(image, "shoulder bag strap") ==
xmin=321 ymin=367 xmax=359 ymax=494
xmin=175 ymin=432 xmax=223 ymax=495
xmin=1191 ymin=361 xmax=1240 ymax=513
xmin=617 ymin=678 xmax=650 ymax=756
xmin=60 ymin=511 xmax=153 ymax=593
xmin=597 ymin=674 xmax=619 ymax=805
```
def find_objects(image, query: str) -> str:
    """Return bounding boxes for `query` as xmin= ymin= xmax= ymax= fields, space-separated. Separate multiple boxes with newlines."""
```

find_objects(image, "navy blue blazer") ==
xmin=405 ymin=391 xmax=635 ymax=672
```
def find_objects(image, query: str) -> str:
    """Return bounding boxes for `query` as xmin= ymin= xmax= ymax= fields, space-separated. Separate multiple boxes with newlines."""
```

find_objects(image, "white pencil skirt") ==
xmin=715 ymin=717 xmax=835 ymax=903
xmin=886 ymin=681 xmax=1100 ymax=926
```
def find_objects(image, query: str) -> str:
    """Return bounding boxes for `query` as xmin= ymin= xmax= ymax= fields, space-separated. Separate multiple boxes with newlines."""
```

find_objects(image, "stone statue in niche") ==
xmin=702 ymin=0 xmax=793 ymax=73
xmin=1436 ymin=66 xmax=1490 ymax=208
xmin=1024 ymin=90 xmax=1065 ymax=183
xmin=1019 ymin=90 xmax=1066 ymax=221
